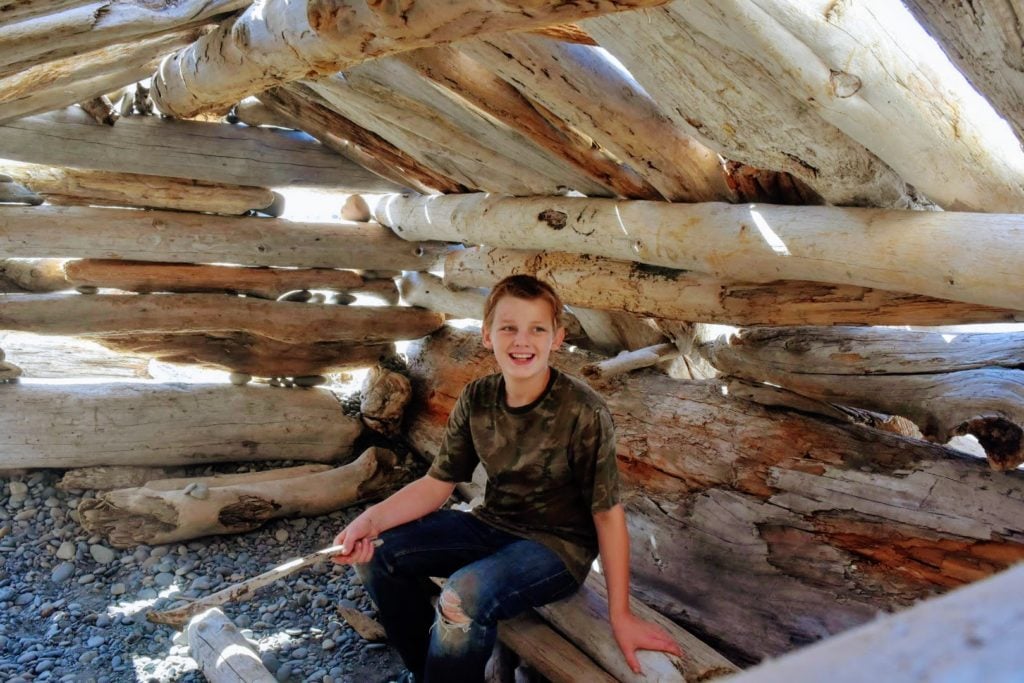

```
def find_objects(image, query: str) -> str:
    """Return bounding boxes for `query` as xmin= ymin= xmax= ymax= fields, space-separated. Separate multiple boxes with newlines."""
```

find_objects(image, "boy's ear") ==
xmin=551 ymin=325 xmax=566 ymax=349
xmin=481 ymin=324 xmax=494 ymax=349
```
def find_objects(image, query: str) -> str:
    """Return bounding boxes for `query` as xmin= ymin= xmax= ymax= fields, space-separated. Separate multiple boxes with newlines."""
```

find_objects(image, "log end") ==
xmin=956 ymin=416 xmax=1024 ymax=471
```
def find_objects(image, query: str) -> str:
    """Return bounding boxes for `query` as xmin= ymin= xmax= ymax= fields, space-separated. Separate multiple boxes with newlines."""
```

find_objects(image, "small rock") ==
xmin=8 ymin=481 xmax=28 ymax=496
xmin=321 ymin=639 xmax=336 ymax=651
xmin=154 ymin=572 xmax=175 ymax=587
xmin=190 ymin=576 xmax=213 ymax=592
xmin=229 ymin=372 xmax=252 ymax=386
xmin=75 ymin=285 xmax=99 ymax=295
xmin=110 ymin=583 xmax=126 ymax=596
xmin=14 ymin=592 xmax=34 ymax=606
xmin=55 ymin=542 xmax=75 ymax=561
xmin=278 ymin=289 xmax=312 ymax=303
xmin=275 ymin=663 xmax=294 ymax=682
xmin=50 ymin=562 xmax=75 ymax=584
xmin=274 ymin=529 xmax=289 ymax=543
xmin=77 ymin=574 xmax=95 ymax=585
xmin=183 ymin=482 xmax=209 ymax=500
xmin=328 ymin=293 xmax=357 ymax=306
xmin=89 ymin=544 xmax=115 ymax=564
xmin=14 ymin=508 xmax=37 ymax=521
xmin=86 ymin=635 xmax=105 ymax=648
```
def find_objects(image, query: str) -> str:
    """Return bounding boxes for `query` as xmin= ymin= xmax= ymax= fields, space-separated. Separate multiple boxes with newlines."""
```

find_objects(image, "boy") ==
xmin=332 ymin=274 xmax=681 ymax=682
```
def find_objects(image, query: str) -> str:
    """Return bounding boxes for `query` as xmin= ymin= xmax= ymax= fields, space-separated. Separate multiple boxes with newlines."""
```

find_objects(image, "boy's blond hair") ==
xmin=483 ymin=275 xmax=564 ymax=330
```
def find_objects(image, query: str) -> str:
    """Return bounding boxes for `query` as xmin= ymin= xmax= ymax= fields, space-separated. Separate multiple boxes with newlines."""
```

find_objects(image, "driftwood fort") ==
xmin=1 ymin=1 xmax=1023 ymax=681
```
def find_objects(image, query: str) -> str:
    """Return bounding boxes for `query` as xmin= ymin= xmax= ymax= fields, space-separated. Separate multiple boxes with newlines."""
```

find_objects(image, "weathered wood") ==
xmin=445 ymin=247 xmax=1024 ymax=327
xmin=0 ymin=205 xmax=447 ymax=270
xmin=58 ymin=465 xmax=184 ymax=491
xmin=725 ymin=564 xmax=1024 ymax=683
xmin=497 ymin=612 xmax=617 ymax=683
xmin=0 ymin=179 xmax=40 ymax=204
xmin=0 ymin=330 xmax=151 ymax=379
xmin=310 ymin=61 xmax=609 ymax=196
xmin=186 ymin=608 xmax=275 ymax=683
xmin=461 ymin=34 xmax=733 ymax=202
xmin=80 ymin=446 xmax=412 ymax=548
xmin=60 ymin=260 xmax=362 ymax=299
xmin=335 ymin=604 xmax=386 ymax=642
xmin=95 ymin=332 xmax=394 ymax=377
xmin=0 ymin=259 xmax=67 ymax=293
xmin=398 ymin=44 xmax=658 ymax=199
xmin=0 ymin=108 xmax=404 ymax=191
xmin=568 ymin=308 xmax=666 ymax=355
xmin=581 ymin=343 xmax=678 ymax=380
xmin=0 ymin=1 xmax=247 ymax=78
xmin=150 ymin=0 xmax=674 ymax=119
xmin=584 ymin=7 xmax=918 ymax=208
xmin=0 ymin=1 xmax=94 ymax=27
xmin=404 ymin=326 xmax=1024 ymax=663
xmin=139 ymin=464 xmax=334 ymax=492
xmin=360 ymin=366 xmax=411 ymax=437
xmin=378 ymin=194 xmax=1024 ymax=311
xmin=260 ymin=85 xmax=462 ymax=195
xmin=1 ymin=163 xmax=275 ymax=215
xmin=654 ymin=0 xmax=1024 ymax=213
xmin=0 ymin=383 xmax=362 ymax=469
xmin=707 ymin=328 xmax=1024 ymax=470
xmin=78 ymin=95 xmax=117 ymax=125
xmin=0 ymin=359 xmax=20 ymax=380
xmin=0 ymin=293 xmax=445 ymax=345
xmin=232 ymin=97 xmax=292 ymax=129
xmin=536 ymin=573 xmax=737 ymax=682
xmin=904 ymin=1 xmax=1024 ymax=151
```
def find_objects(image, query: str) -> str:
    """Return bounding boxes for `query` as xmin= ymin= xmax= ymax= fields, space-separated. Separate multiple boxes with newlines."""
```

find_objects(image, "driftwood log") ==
xmin=0 ymin=331 xmax=150 ymax=379
xmin=81 ymin=447 xmax=412 ymax=548
xmin=0 ymin=293 xmax=445 ymax=345
xmin=377 ymin=193 xmax=1024 ymax=311
xmin=706 ymin=327 xmax=1024 ymax=470
xmin=445 ymin=247 xmax=1023 ymax=327
xmin=186 ymin=608 xmax=275 ymax=683
xmin=0 ymin=383 xmax=362 ymax=469
xmin=404 ymin=326 xmax=1024 ymax=663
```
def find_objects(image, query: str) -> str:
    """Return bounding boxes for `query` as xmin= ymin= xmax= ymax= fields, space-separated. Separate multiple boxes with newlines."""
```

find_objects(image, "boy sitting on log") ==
xmin=332 ymin=274 xmax=681 ymax=682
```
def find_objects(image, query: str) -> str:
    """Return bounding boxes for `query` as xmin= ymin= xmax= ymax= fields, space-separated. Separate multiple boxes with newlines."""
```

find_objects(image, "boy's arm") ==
xmin=332 ymin=474 xmax=456 ymax=564
xmin=593 ymin=504 xmax=683 ymax=673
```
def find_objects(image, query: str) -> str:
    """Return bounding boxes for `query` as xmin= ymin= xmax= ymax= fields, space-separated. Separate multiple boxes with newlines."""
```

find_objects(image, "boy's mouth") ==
xmin=509 ymin=352 xmax=535 ymax=363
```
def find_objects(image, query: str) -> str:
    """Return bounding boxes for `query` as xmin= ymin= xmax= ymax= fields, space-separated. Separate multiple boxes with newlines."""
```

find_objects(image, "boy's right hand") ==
xmin=330 ymin=514 xmax=378 ymax=565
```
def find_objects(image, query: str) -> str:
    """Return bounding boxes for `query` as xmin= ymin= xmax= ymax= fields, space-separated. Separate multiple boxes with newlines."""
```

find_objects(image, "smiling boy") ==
xmin=332 ymin=274 xmax=681 ymax=682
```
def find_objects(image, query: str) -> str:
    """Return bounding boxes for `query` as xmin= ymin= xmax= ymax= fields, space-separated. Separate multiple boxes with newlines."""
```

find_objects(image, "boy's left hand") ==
xmin=611 ymin=611 xmax=684 ymax=674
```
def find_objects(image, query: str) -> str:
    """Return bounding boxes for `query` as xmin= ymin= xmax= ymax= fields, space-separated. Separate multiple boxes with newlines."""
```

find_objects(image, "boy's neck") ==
xmin=503 ymin=367 xmax=552 ymax=408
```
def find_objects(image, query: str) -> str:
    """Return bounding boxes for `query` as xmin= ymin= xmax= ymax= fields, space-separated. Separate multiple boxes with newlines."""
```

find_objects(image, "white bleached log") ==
xmin=0 ymin=383 xmax=362 ymax=469
xmin=0 ymin=205 xmax=447 ymax=270
xmin=398 ymin=45 xmax=657 ymax=199
xmin=461 ymin=34 xmax=732 ymax=202
xmin=186 ymin=608 xmax=275 ymax=683
xmin=723 ymin=564 xmax=1024 ymax=683
xmin=0 ymin=1 xmax=93 ymax=27
xmin=0 ymin=0 xmax=248 ymax=78
xmin=0 ymin=163 xmax=274 ymax=214
xmin=0 ymin=259 xmax=67 ymax=293
xmin=0 ymin=331 xmax=150 ymax=379
xmin=0 ymin=293 xmax=445 ymax=345
xmin=0 ymin=107 xmax=403 ymax=191
xmin=904 ymin=1 xmax=1024 ymax=149
xmin=445 ymin=247 xmax=1023 ymax=327
xmin=567 ymin=308 xmax=666 ymax=355
xmin=583 ymin=7 xmax=917 ymax=208
xmin=80 ymin=446 xmax=412 ymax=547
xmin=376 ymin=193 xmax=1024 ymax=311
xmin=580 ymin=343 xmax=678 ymax=379
xmin=149 ymin=0 xmax=675 ymax=119
xmin=58 ymin=465 xmax=185 ymax=491
xmin=662 ymin=0 xmax=1024 ymax=212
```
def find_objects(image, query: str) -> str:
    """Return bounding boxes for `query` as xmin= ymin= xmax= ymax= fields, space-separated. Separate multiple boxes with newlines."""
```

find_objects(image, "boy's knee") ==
xmin=438 ymin=587 xmax=472 ymax=625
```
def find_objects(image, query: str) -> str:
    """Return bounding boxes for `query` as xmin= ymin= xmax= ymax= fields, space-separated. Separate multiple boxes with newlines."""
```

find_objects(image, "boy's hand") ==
xmin=611 ymin=611 xmax=684 ymax=674
xmin=330 ymin=514 xmax=378 ymax=565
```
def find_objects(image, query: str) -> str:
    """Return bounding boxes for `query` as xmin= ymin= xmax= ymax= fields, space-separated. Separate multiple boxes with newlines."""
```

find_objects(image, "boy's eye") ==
xmin=532 ymin=327 xmax=547 ymax=333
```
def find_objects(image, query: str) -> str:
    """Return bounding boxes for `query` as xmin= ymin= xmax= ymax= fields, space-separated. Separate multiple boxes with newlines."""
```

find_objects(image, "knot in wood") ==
xmin=537 ymin=209 xmax=567 ymax=231
xmin=829 ymin=69 xmax=862 ymax=98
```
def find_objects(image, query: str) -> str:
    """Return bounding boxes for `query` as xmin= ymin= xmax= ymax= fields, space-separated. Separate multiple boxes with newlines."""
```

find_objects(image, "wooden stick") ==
xmin=149 ymin=541 xmax=378 ymax=629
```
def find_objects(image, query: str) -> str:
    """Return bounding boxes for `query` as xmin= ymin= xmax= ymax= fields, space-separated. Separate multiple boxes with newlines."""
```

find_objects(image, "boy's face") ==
xmin=482 ymin=295 xmax=565 ymax=384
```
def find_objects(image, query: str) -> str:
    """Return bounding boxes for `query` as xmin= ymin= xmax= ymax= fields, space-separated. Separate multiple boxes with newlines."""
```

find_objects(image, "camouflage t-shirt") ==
xmin=428 ymin=368 xmax=620 ymax=584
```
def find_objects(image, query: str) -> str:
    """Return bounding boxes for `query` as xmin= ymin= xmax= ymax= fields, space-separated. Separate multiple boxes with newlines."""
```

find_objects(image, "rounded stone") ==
xmin=229 ymin=372 xmax=252 ymax=386
xmin=274 ymin=529 xmax=289 ymax=543
xmin=89 ymin=544 xmax=115 ymax=565
xmin=75 ymin=285 xmax=99 ymax=295
xmin=50 ymin=562 xmax=75 ymax=584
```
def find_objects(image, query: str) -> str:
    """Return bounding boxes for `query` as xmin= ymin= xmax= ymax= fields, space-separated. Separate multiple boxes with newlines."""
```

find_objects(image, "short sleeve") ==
xmin=427 ymin=383 xmax=481 ymax=483
xmin=571 ymin=403 xmax=620 ymax=513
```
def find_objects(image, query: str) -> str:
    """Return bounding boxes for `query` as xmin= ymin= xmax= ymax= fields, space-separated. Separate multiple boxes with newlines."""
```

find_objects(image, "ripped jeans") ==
xmin=354 ymin=509 xmax=580 ymax=683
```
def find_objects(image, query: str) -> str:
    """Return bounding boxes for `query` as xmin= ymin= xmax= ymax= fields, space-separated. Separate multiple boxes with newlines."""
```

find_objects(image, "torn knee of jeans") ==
xmin=438 ymin=588 xmax=472 ymax=626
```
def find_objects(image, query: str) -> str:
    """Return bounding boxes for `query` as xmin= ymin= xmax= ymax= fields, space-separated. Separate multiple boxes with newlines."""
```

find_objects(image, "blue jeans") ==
xmin=355 ymin=509 xmax=580 ymax=683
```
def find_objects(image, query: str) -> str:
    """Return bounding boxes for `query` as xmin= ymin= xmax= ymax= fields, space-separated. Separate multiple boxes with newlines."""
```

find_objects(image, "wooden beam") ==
xmin=0 ymin=293 xmax=445 ymax=344
xmin=0 ymin=205 xmax=448 ymax=269
xmin=904 ymin=1 xmax=1024 ymax=150
xmin=724 ymin=564 xmax=1024 ymax=683
xmin=583 ymin=8 xmax=918 ymax=208
xmin=0 ymin=107 xmax=404 ymax=191
xmin=405 ymin=325 xmax=1024 ymax=663
xmin=149 ymin=0 xmax=673 ymax=119
xmin=461 ymin=34 xmax=733 ymax=202
xmin=397 ymin=45 xmax=658 ymax=199
xmin=0 ymin=162 xmax=275 ymax=214
xmin=0 ymin=29 xmax=202 ymax=124
xmin=0 ymin=382 xmax=362 ymax=468
xmin=376 ymin=193 xmax=1024 ymax=310
xmin=650 ymin=0 xmax=1024 ymax=213
xmin=445 ymin=247 xmax=1023 ymax=327
xmin=0 ymin=0 xmax=248 ymax=78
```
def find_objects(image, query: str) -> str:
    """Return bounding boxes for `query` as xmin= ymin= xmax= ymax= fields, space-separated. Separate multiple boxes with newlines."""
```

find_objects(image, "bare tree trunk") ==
xmin=377 ymin=193 xmax=1024 ymax=310
xmin=80 ymin=447 xmax=413 ymax=547
xmin=0 ymin=383 xmax=362 ymax=469
xmin=404 ymin=326 xmax=1024 ymax=663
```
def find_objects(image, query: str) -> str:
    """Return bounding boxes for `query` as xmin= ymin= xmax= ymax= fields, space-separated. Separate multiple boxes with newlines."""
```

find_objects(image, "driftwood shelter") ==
xmin=1 ymin=0 xmax=1023 ymax=681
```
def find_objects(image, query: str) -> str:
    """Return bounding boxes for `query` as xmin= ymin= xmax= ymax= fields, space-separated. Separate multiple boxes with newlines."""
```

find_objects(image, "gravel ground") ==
xmin=0 ymin=465 xmax=409 ymax=683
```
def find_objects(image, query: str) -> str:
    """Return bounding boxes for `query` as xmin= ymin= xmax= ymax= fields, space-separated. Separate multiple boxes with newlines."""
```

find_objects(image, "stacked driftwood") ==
xmin=2 ymin=0 xmax=1024 ymax=681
